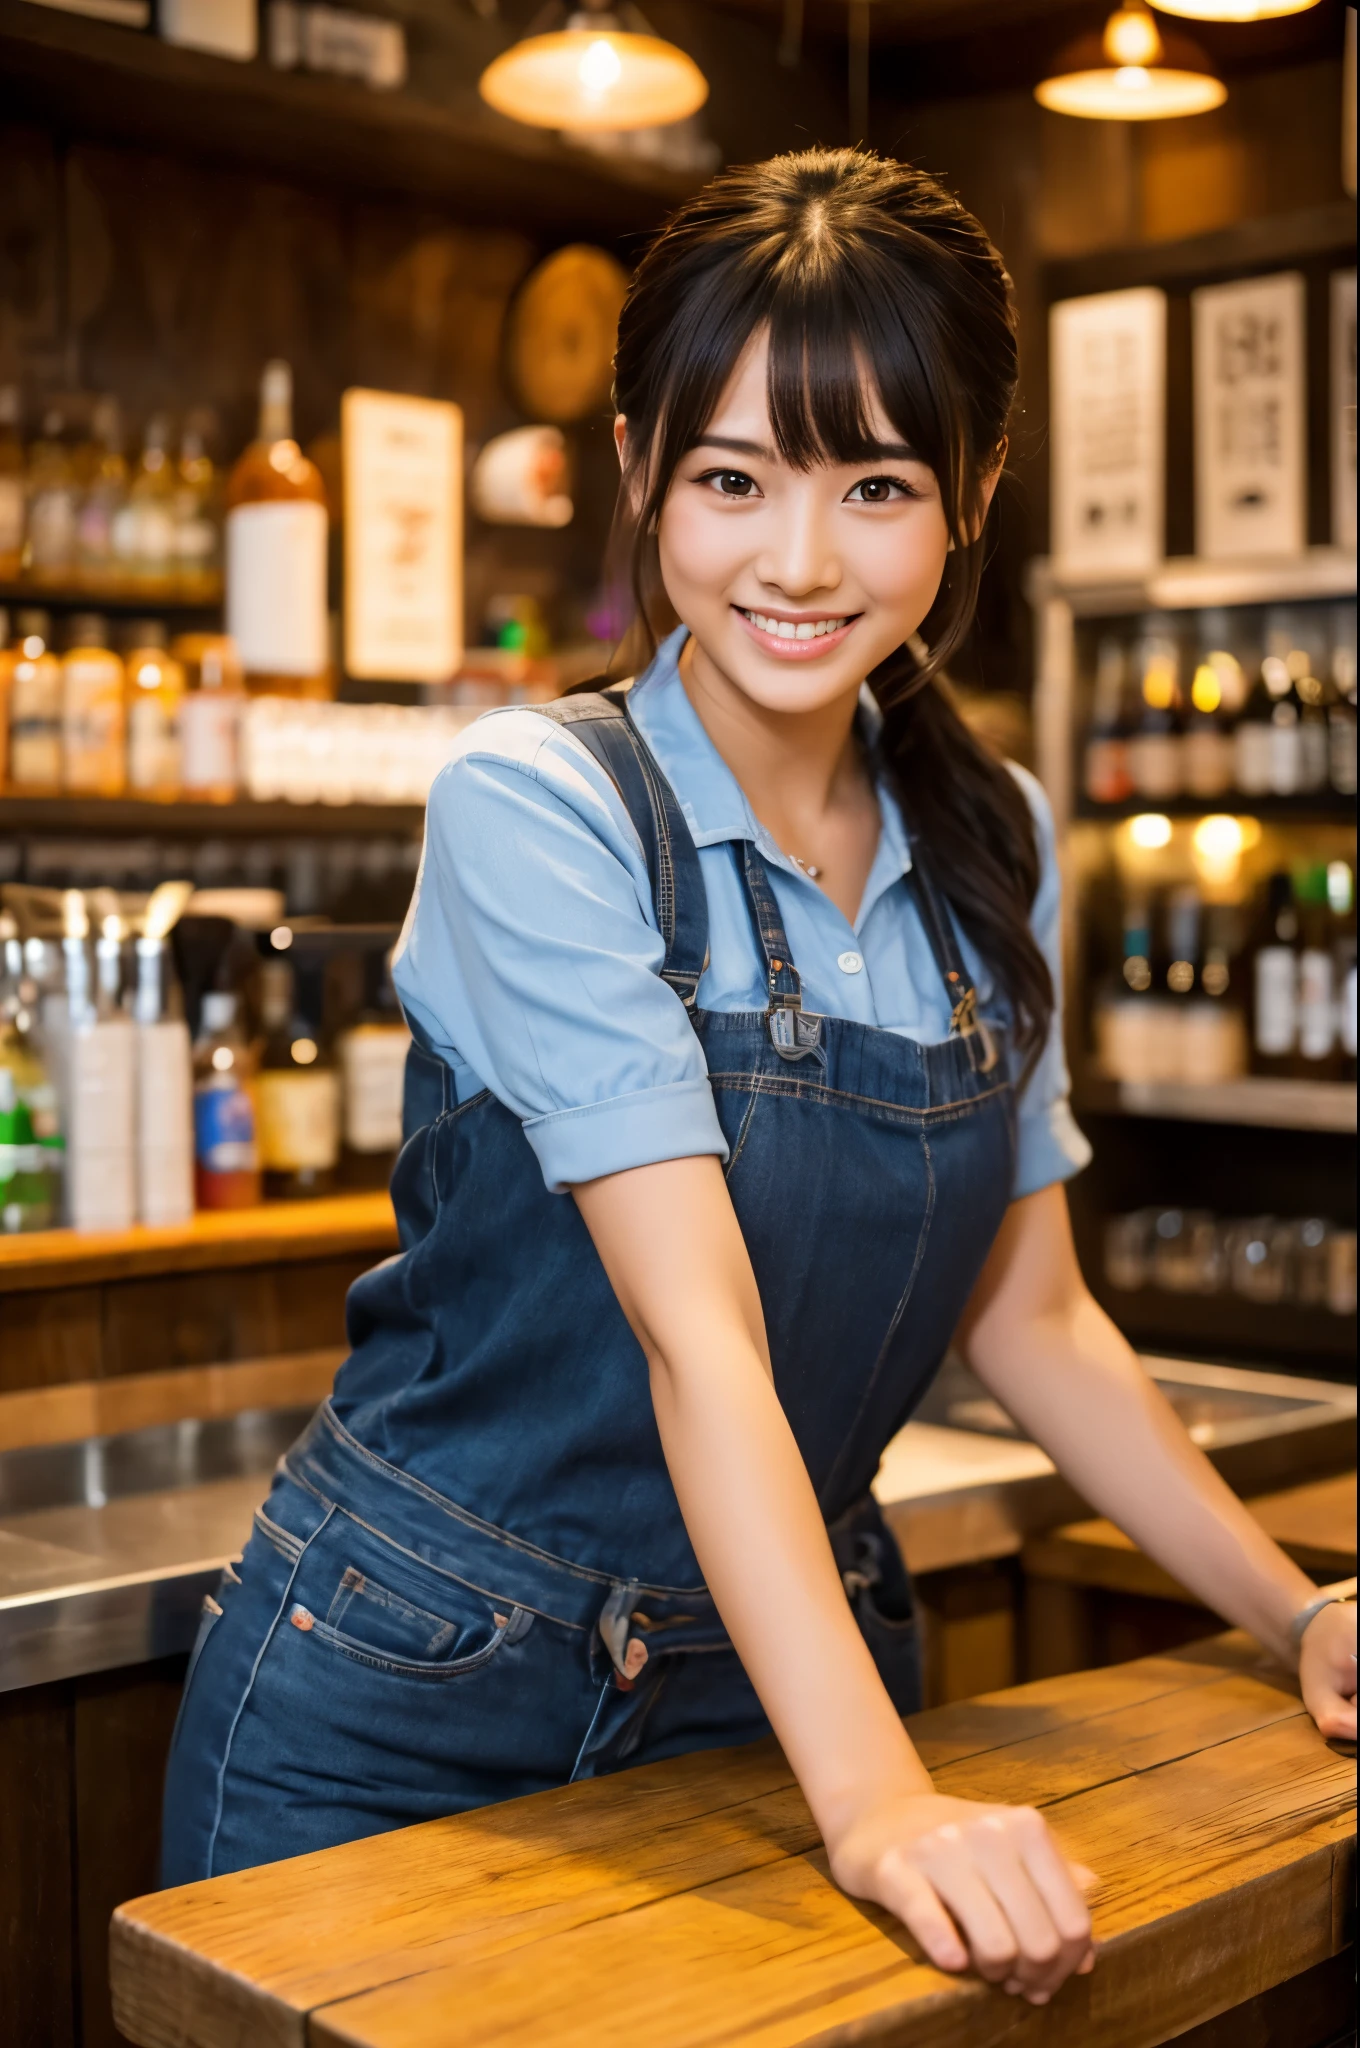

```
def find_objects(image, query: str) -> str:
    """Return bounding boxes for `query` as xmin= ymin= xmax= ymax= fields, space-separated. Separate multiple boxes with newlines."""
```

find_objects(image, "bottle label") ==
xmin=1298 ymin=948 xmax=1335 ymax=1061
xmin=63 ymin=656 xmax=126 ymax=792
xmin=1253 ymin=946 xmax=1297 ymax=1056
xmin=339 ymin=1026 xmax=410 ymax=1152
xmin=0 ymin=475 xmax=23 ymax=553
xmin=129 ymin=693 xmax=181 ymax=791
xmin=194 ymin=1082 xmax=259 ymax=1172
xmin=1234 ymin=723 xmax=1273 ymax=796
xmin=257 ymin=1068 xmax=340 ymax=1171
xmin=180 ymin=693 xmax=241 ymax=794
xmin=226 ymin=500 xmax=328 ymax=676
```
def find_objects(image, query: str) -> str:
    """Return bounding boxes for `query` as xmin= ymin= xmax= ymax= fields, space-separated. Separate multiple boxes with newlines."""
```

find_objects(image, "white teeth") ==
xmin=742 ymin=610 xmax=849 ymax=640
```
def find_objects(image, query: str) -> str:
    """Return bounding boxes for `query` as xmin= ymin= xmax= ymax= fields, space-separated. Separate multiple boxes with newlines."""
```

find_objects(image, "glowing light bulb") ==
xmin=578 ymin=35 xmax=622 ymax=91
xmin=1113 ymin=64 xmax=1151 ymax=90
xmin=1129 ymin=813 xmax=1174 ymax=849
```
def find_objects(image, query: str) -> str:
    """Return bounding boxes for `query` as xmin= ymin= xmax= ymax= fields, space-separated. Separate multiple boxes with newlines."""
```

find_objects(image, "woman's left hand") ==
xmin=1298 ymin=1599 xmax=1357 ymax=1742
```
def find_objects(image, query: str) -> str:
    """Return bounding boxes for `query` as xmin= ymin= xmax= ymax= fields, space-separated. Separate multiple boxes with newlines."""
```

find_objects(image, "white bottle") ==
xmin=133 ymin=936 xmax=195 ymax=1226
xmin=61 ymin=912 xmax=136 ymax=1233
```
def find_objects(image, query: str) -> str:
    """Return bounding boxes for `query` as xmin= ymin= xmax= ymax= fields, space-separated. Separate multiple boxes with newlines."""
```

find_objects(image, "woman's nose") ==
xmin=755 ymin=503 xmax=841 ymax=599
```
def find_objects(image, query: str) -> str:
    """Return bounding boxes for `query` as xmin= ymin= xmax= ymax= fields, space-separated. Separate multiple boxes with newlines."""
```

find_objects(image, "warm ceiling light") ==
xmin=479 ymin=4 xmax=708 ymax=132
xmin=1036 ymin=3 xmax=1227 ymax=119
xmin=1153 ymin=0 xmax=1319 ymax=18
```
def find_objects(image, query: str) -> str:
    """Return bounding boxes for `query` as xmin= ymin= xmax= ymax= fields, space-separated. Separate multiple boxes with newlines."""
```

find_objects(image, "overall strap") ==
xmin=737 ymin=840 xmax=824 ymax=1064
xmin=904 ymin=850 xmax=999 ymax=1075
xmin=532 ymin=689 xmax=709 ymax=1009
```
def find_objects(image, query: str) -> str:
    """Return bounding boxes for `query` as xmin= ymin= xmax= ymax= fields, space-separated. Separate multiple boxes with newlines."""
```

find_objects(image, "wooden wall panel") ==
xmin=0 ymin=1285 xmax=103 ymax=1391
xmin=99 ymin=1253 xmax=369 ymax=1376
xmin=0 ymin=1681 xmax=77 ymax=2048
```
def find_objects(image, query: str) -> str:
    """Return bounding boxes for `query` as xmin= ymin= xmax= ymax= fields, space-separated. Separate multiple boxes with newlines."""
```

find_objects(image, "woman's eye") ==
xmin=699 ymin=470 xmax=759 ymax=498
xmin=846 ymin=475 xmax=914 ymax=504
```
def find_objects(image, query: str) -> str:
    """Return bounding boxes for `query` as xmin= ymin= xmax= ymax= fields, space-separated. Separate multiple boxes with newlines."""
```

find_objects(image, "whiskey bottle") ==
xmin=225 ymin=362 xmax=330 ymax=697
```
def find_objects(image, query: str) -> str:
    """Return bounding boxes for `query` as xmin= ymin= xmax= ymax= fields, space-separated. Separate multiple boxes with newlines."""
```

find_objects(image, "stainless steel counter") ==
xmin=1 ymin=1361 xmax=1353 ymax=1692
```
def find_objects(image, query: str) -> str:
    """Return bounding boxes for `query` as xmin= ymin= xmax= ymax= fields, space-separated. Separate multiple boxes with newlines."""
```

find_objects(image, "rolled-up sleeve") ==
xmin=392 ymin=711 xmax=729 ymax=1193
xmin=1008 ymin=766 xmax=1093 ymax=1201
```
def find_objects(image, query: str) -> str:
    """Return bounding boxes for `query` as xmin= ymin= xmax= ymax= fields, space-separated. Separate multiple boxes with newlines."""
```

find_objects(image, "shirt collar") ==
xmin=625 ymin=626 xmax=913 ymax=897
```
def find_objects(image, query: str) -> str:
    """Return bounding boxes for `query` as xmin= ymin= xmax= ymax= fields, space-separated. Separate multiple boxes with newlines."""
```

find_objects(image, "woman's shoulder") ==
xmin=425 ymin=702 xmax=640 ymax=849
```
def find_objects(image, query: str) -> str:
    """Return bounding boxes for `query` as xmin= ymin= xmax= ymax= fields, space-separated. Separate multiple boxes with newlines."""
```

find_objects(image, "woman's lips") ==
xmin=733 ymin=606 xmax=860 ymax=660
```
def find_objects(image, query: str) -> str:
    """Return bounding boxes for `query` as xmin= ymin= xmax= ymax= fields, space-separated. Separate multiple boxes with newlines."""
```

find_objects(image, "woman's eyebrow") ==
xmin=691 ymin=433 xmax=924 ymax=463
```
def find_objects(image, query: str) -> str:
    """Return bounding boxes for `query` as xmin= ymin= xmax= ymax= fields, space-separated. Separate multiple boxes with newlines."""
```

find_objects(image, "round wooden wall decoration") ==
xmin=505 ymin=245 xmax=630 ymax=424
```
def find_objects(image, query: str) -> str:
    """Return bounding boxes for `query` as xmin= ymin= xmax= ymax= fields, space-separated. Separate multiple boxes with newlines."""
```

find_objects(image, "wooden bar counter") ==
xmin=111 ymin=1619 xmax=1355 ymax=2048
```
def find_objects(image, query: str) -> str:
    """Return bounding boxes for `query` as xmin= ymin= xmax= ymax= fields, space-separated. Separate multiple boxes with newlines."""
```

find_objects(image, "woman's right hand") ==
xmin=827 ymin=1789 xmax=1097 ymax=2004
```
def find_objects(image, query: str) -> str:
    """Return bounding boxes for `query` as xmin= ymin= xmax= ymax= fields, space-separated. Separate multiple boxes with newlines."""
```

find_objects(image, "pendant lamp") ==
xmin=479 ymin=0 xmax=708 ymax=132
xmin=1036 ymin=2 xmax=1227 ymax=119
xmin=1153 ymin=0 xmax=1319 ymax=17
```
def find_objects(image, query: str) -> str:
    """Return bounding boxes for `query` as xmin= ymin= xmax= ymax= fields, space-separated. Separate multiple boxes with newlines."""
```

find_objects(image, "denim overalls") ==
xmin=161 ymin=690 xmax=1016 ymax=1884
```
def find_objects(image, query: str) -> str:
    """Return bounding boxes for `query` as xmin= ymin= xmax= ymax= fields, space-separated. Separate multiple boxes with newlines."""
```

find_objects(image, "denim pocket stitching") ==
xmin=324 ymin=1565 xmax=461 ymax=1657
xmin=293 ymin=1603 xmax=525 ymax=1681
xmin=253 ymin=1506 xmax=304 ymax=1562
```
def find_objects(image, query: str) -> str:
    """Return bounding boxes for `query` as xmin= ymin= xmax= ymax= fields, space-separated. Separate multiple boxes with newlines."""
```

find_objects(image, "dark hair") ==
xmin=609 ymin=145 xmax=1052 ymax=1067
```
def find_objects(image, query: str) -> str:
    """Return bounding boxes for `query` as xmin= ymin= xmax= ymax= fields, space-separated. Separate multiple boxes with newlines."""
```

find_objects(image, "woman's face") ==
xmin=632 ymin=328 xmax=986 ymax=718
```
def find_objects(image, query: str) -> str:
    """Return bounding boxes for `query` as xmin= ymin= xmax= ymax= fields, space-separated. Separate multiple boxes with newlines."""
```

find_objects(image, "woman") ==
xmin=163 ymin=149 xmax=1355 ymax=2006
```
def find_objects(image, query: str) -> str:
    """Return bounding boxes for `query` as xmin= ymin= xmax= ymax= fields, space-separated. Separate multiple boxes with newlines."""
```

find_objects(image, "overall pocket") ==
xmin=287 ymin=1521 xmax=534 ymax=1680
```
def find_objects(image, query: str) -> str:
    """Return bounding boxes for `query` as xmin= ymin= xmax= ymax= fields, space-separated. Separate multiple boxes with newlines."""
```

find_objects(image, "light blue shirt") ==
xmin=394 ymin=627 xmax=1092 ymax=1198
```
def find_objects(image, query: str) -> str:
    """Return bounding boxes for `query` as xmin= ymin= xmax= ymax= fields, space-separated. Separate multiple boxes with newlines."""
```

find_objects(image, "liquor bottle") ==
xmin=1281 ymin=611 xmax=1332 ymax=796
xmin=8 ymin=609 xmax=63 ymax=791
xmin=60 ymin=897 xmax=136 ymax=1231
xmin=1182 ymin=643 xmax=1237 ymax=802
xmin=175 ymin=633 xmax=244 ymax=801
xmin=1328 ymin=605 xmax=1357 ymax=798
xmin=225 ymin=361 xmax=330 ymax=697
xmin=0 ymin=385 xmax=24 ymax=583
xmin=125 ymin=621 xmax=185 ymax=799
xmin=1262 ymin=613 xmax=1303 ymax=799
xmin=336 ymin=950 xmax=411 ymax=1188
xmin=255 ymin=957 xmax=340 ymax=1198
xmin=25 ymin=407 xmax=78 ymax=589
xmin=1126 ymin=622 xmax=1183 ymax=802
xmin=174 ymin=411 xmax=223 ymax=603
xmin=62 ymin=614 xmax=126 ymax=796
xmin=1295 ymin=864 xmax=1338 ymax=1076
xmin=192 ymin=991 xmax=261 ymax=1209
xmin=1251 ymin=871 xmax=1298 ymax=1077
xmin=75 ymin=398 xmax=129 ymax=596
xmin=1234 ymin=645 xmax=1279 ymax=799
xmin=0 ymin=921 xmax=60 ymax=1231
xmin=132 ymin=920 xmax=195 ymax=1225
xmin=1327 ymin=860 xmax=1356 ymax=1086
xmin=118 ymin=415 xmax=179 ymax=599
xmin=1083 ymin=634 xmax=1133 ymax=805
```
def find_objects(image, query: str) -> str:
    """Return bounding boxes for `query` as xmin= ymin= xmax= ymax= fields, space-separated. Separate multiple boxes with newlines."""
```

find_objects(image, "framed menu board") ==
xmin=1050 ymin=287 xmax=1166 ymax=578
xmin=1332 ymin=268 xmax=1357 ymax=551
xmin=343 ymin=389 xmax=463 ymax=684
xmin=1192 ymin=272 xmax=1306 ymax=562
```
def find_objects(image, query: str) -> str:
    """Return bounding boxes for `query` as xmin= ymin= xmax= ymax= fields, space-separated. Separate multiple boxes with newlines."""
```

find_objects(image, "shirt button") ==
xmin=837 ymin=950 xmax=864 ymax=975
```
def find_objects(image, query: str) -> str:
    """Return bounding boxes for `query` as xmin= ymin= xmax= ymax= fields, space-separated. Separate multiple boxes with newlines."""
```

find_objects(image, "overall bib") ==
xmin=161 ymin=692 xmax=1016 ymax=1884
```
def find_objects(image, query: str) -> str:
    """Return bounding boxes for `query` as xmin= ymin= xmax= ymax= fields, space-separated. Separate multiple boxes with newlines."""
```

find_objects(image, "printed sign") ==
xmin=343 ymin=389 xmax=463 ymax=684
xmin=1332 ymin=268 xmax=1357 ymax=551
xmin=1050 ymin=287 xmax=1166 ymax=577
xmin=1193 ymin=272 xmax=1306 ymax=561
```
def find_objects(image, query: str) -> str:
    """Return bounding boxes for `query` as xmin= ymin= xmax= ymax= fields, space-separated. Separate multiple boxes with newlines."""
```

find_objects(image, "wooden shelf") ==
xmin=1073 ymin=794 xmax=1356 ymax=824
xmin=0 ymin=585 xmax=221 ymax=617
xmin=1026 ymin=546 xmax=1358 ymax=617
xmin=1043 ymin=200 xmax=1357 ymax=302
xmin=1 ymin=791 xmax=424 ymax=834
xmin=0 ymin=0 xmax=700 ymax=235
xmin=1076 ymin=1074 xmax=1357 ymax=1134
xmin=0 ymin=1189 xmax=398 ymax=1294
xmin=1095 ymin=1277 xmax=1357 ymax=1371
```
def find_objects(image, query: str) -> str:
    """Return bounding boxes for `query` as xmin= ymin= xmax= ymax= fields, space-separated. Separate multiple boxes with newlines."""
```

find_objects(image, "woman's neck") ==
xmin=678 ymin=631 xmax=881 ymax=925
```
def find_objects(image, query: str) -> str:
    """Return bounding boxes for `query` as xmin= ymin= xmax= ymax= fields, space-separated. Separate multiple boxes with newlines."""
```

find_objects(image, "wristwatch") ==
xmin=1290 ymin=1589 xmax=1354 ymax=1652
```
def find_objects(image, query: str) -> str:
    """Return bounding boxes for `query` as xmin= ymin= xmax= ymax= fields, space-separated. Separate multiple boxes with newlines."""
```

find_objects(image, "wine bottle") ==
xmin=255 ymin=957 xmax=340 ymax=1198
xmin=1127 ymin=622 xmax=1183 ymax=802
xmin=1083 ymin=634 xmax=1133 ymax=805
xmin=225 ymin=362 xmax=330 ymax=697
xmin=1251 ymin=871 xmax=1298 ymax=1077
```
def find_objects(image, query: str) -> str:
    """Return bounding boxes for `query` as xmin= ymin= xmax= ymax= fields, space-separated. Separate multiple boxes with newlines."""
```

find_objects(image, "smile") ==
xmin=734 ymin=607 xmax=860 ymax=657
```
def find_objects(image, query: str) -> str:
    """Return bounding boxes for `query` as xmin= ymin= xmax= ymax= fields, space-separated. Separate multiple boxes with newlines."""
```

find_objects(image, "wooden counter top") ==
xmin=111 ymin=1620 xmax=1355 ymax=2048
xmin=0 ymin=1192 xmax=398 ymax=1294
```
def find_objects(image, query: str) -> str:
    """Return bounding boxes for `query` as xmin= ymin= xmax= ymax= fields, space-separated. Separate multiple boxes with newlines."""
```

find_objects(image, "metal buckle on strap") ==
xmin=768 ymin=1002 xmax=823 ymax=1061
xmin=948 ymin=981 xmax=1000 ymax=1075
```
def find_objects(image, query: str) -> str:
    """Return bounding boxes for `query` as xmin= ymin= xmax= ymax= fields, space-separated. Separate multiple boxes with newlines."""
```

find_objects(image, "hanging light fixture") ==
xmin=1036 ymin=2 xmax=1227 ymax=119
xmin=479 ymin=0 xmax=708 ymax=132
xmin=1153 ymin=0 xmax=1319 ymax=18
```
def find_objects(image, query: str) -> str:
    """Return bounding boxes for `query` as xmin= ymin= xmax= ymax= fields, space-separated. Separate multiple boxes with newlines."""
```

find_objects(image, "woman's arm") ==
xmin=574 ymin=1155 xmax=1095 ymax=2006
xmin=956 ymin=1184 xmax=1357 ymax=1740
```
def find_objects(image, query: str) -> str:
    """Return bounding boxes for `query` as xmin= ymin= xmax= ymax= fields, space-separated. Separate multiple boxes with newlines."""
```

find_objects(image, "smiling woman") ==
xmin=160 ymin=148 xmax=1355 ymax=2013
